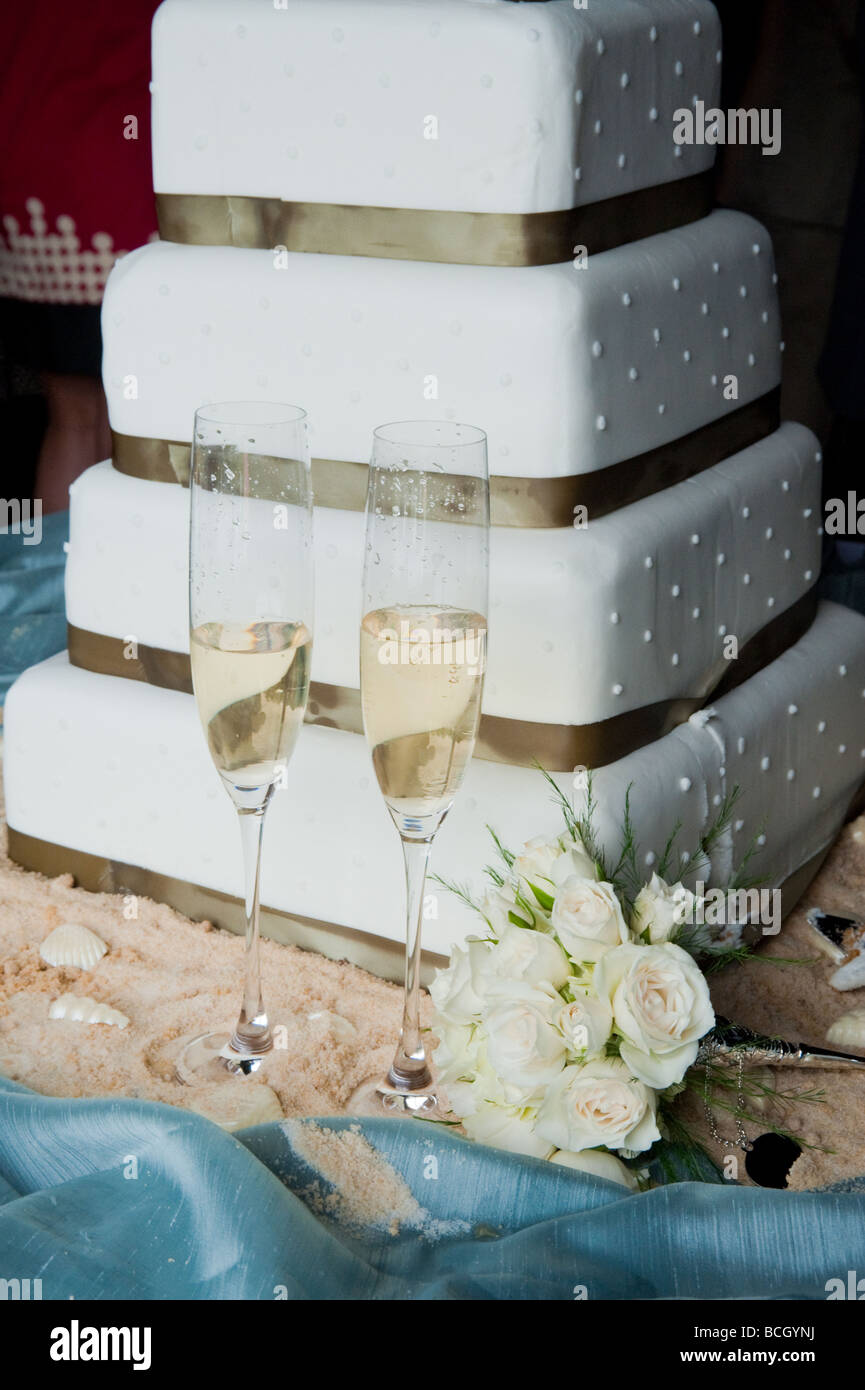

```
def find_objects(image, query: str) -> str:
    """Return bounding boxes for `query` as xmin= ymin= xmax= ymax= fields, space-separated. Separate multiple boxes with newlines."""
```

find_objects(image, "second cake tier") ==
xmin=68 ymin=422 xmax=822 ymax=759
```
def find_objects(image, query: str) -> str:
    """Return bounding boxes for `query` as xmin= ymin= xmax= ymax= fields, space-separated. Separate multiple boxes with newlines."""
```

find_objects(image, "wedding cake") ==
xmin=5 ymin=0 xmax=865 ymax=978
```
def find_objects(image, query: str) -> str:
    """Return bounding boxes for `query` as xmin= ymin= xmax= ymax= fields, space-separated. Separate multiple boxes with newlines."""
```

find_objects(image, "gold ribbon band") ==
xmin=155 ymin=174 xmax=713 ymax=267
xmin=5 ymin=828 xmax=445 ymax=984
xmin=68 ymin=589 xmax=817 ymax=773
xmin=110 ymin=387 xmax=780 ymax=529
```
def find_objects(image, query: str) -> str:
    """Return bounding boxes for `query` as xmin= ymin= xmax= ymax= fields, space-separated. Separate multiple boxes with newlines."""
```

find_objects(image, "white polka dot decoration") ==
xmin=151 ymin=0 xmax=722 ymax=225
xmin=63 ymin=474 xmax=865 ymax=917
xmin=584 ymin=603 xmax=865 ymax=893
xmin=580 ymin=209 xmax=782 ymax=472
xmin=98 ymin=220 xmax=807 ymax=735
xmin=108 ymin=225 xmax=779 ymax=491
xmin=559 ymin=421 xmax=821 ymax=728
xmin=569 ymin=1 xmax=721 ymax=209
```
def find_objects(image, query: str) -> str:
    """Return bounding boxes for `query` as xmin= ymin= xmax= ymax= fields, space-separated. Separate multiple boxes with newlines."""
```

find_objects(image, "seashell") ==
xmin=307 ymin=1010 xmax=358 ymax=1043
xmin=830 ymin=952 xmax=865 ymax=992
xmin=805 ymin=908 xmax=865 ymax=966
xmin=827 ymin=1009 xmax=865 ymax=1050
xmin=48 ymin=993 xmax=128 ymax=1028
xmin=189 ymin=1082 xmax=284 ymax=1133
xmin=40 ymin=922 xmax=107 ymax=970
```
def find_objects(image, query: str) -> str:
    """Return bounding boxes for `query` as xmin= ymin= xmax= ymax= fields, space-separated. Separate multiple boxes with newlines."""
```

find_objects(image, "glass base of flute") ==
xmin=349 ymin=808 xmax=444 ymax=1118
xmin=174 ymin=1032 xmax=268 ymax=1086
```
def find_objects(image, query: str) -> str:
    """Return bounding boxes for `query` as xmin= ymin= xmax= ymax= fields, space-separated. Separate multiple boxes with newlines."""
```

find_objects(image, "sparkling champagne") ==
xmin=360 ymin=604 xmax=487 ymax=820
xmin=190 ymin=619 xmax=312 ymax=791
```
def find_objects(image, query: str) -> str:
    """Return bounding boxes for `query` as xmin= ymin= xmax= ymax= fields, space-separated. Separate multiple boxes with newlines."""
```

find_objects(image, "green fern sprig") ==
xmin=729 ymin=824 xmax=768 ymax=892
xmin=694 ymin=943 xmax=820 ymax=974
xmin=670 ymin=785 xmax=742 ymax=883
xmin=429 ymin=873 xmax=491 ymax=927
xmin=574 ymin=774 xmax=612 ymax=882
xmin=656 ymin=818 xmax=684 ymax=881
xmin=486 ymin=825 xmax=515 ymax=871
xmin=532 ymin=758 xmax=581 ymax=839
xmin=684 ymin=1071 xmax=832 ymax=1154
xmin=606 ymin=783 xmax=646 ymax=911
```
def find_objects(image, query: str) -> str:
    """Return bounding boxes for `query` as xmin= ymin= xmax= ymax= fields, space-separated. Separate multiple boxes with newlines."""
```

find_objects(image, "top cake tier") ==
xmin=152 ymin=0 xmax=721 ymax=222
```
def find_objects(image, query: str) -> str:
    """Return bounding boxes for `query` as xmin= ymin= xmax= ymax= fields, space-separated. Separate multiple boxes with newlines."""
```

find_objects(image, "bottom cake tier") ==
xmin=4 ymin=601 xmax=865 ymax=978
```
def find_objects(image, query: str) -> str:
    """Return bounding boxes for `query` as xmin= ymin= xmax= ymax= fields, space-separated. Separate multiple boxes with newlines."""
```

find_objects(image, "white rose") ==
xmin=632 ymin=873 xmax=698 ymax=943
xmin=551 ymin=877 xmax=630 ymax=963
xmin=461 ymin=1104 xmax=554 ymax=1160
xmin=478 ymin=885 xmax=519 ymax=935
xmin=550 ymin=1148 xmax=640 ymax=1190
xmin=513 ymin=834 xmax=596 ymax=898
xmin=469 ymin=921 xmax=570 ymax=996
xmin=481 ymin=982 xmax=566 ymax=1100
xmin=429 ymin=945 xmax=483 ymax=1024
xmin=535 ymin=1058 xmax=661 ymax=1155
xmin=432 ymin=1021 xmax=477 ymax=1081
xmin=556 ymin=989 xmax=613 ymax=1057
xmin=513 ymin=835 xmax=558 ymax=880
xmin=439 ymin=1053 xmax=506 ymax=1118
xmin=548 ymin=837 xmax=597 ymax=886
xmin=594 ymin=942 xmax=715 ymax=1088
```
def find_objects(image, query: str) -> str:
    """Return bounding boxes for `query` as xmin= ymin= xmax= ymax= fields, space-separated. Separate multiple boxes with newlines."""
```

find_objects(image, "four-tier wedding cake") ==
xmin=5 ymin=0 xmax=865 ymax=976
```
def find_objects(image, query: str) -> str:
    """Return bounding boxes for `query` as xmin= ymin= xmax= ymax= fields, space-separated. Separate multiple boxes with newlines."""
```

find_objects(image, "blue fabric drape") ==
xmin=0 ymin=509 xmax=67 ymax=702
xmin=1 ymin=1076 xmax=863 ymax=1300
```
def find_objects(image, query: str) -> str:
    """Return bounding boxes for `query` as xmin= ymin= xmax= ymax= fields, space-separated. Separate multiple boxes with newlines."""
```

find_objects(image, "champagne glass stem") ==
xmin=230 ymin=805 xmax=272 ymax=1057
xmin=388 ymin=835 xmax=433 ymax=1090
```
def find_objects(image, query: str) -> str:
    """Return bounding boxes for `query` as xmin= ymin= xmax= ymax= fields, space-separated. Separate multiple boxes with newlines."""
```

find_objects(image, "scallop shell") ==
xmin=40 ymin=922 xmax=107 ymax=970
xmin=826 ymin=1009 xmax=865 ymax=1049
xmin=48 ymin=993 xmax=128 ymax=1028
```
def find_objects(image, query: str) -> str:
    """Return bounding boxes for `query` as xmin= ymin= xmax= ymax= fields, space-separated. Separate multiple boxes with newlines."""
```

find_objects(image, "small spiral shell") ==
xmin=48 ymin=993 xmax=128 ymax=1028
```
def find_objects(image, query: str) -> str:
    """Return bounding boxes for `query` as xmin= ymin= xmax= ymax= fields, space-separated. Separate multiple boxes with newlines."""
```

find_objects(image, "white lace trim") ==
xmin=0 ymin=198 xmax=126 ymax=304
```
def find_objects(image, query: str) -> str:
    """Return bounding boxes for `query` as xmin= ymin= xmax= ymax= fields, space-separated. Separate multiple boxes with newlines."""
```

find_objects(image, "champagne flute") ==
xmin=176 ymin=401 xmax=313 ymax=1084
xmin=352 ymin=421 xmax=489 ymax=1114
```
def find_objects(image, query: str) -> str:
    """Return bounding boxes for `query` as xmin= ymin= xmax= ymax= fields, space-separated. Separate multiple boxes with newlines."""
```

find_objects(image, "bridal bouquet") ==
xmin=431 ymin=782 xmax=757 ymax=1189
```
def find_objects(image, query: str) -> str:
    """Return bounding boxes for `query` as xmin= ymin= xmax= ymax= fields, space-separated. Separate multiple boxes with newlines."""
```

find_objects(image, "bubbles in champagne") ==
xmin=360 ymin=605 xmax=487 ymax=821
xmin=190 ymin=619 xmax=312 ymax=794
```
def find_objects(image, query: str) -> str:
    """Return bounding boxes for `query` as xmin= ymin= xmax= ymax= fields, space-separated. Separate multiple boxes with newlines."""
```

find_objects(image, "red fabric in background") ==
xmin=0 ymin=0 xmax=160 ymax=303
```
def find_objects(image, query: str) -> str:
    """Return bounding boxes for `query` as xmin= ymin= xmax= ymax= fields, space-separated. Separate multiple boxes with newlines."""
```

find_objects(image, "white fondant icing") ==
xmin=101 ymin=211 xmax=782 ymax=479
xmin=586 ymin=603 xmax=865 ymax=892
xmin=6 ymin=603 xmax=864 ymax=956
xmin=151 ymin=0 xmax=720 ymax=215
xmin=67 ymin=423 xmax=820 ymax=726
